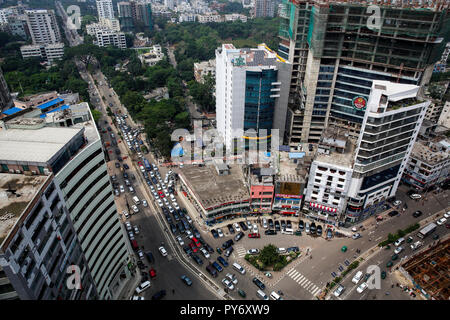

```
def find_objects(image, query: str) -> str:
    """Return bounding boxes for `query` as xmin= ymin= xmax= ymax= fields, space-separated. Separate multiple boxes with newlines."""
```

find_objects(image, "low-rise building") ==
xmin=20 ymin=43 xmax=65 ymax=63
xmin=224 ymin=14 xmax=247 ymax=23
xmin=93 ymin=30 xmax=126 ymax=49
xmin=438 ymin=101 xmax=450 ymax=129
xmin=197 ymin=14 xmax=223 ymax=23
xmin=194 ymin=59 xmax=215 ymax=83
xmin=245 ymin=166 xmax=274 ymax=214
xmin=138 ymin=45 xmax=164 ymax=66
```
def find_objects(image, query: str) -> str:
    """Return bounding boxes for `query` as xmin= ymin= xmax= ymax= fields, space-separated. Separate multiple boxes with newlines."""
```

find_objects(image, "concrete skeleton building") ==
xmin=215 ymin=43 xmax=292 ymax=150
xmin=277 ymin=0 xmax=448 ymax=146
xmin=0 ymin=100 xmax=132 ymax=300
xmin=438 ymin=101 xmax=450 ymax=129
xmin=117 ymin=0 xmax=153 ymax=32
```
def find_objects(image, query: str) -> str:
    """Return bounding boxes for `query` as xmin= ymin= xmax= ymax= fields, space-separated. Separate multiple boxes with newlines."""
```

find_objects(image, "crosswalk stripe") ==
xmin=289 ymin=270 xmax=299 ymax=278
xmin=287 ymin=268 xmax=297 ymax=277
xmin=307 ymin=284 xmax=316 ymax=291
xmin=295 ymin=274 xmax=305 ymax=282
xmin=293 ymin=273 xmax=303 ymax=282
xmin=311 ymin=288 xmax=320 ymax=296
xmin=299 ymin=278 xmax=309 ymax=286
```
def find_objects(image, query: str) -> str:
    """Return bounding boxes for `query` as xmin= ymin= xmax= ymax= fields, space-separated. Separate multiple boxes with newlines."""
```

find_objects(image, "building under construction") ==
xmin=402 ymin=237 xmax=450 ymax=300
xmin=278 ymin=0 xmax=449 ymax=145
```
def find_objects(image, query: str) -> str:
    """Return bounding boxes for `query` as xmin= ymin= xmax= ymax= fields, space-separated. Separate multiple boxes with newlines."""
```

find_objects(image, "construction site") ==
xmin=401 ymin=237 xmax=450 ymax=300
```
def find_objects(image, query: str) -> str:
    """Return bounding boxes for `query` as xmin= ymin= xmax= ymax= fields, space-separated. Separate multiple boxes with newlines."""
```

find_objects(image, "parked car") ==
xmin=233 ymin=223 xmax=241 ymax=232
xmin=227 ymin=224 xmax=235 ymax=234
xmin=299 ymin=220 xmax=304 ymax=230
xmin=239 ymin=221 xmax=248 ymax=231
xmin=181 ymin=275 xmax=192 ymax=286
xmin=248 ymin=233 xmax=260 ymax=238
xmin=234 ymin=231 xmax=244 ymax=242
xmin=217 ymin=256 xmax=229 ymax=267
xmin=217 ymin=228 xmax=224 ymax=238
xmin=333 ymin=285 xmax=345 ymax=297
xmin=264 ymin=229 xmax=277 ymax=235
xmin=412 ymin=210 xmax=422 ymax=218
xmin=252 ymin=277 xmax=265 ymax=290
xmin=247 ymin=248 xmax=259 ymax=255
xmin=274 ymin=221 xmax=281 ymax=231
xmin=268 ymin=219 xmax=274 ymax=229
xmin=388 ymin=210 xmax=399 ymax=217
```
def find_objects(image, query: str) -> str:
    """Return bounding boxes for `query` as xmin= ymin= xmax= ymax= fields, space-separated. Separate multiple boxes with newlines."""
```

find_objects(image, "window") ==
xmin=1 ymin=164 xmax=8 ymax=172
xmin=22 ymin=165 xmax=30 ymax=171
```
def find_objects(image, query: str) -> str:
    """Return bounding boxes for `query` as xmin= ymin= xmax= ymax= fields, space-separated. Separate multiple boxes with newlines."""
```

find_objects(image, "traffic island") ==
xmin=244 ymin=244 xmax=301 ymax=272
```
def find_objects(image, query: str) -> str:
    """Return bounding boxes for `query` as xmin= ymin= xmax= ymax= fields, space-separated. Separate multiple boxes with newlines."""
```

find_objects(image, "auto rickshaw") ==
xmin=381 ymin=271 xmax=386 ymax=279
xmin=387 ymin=261 xmax=393 ymax=267
xmin=341 ymin=246 xmax=348 ymax=252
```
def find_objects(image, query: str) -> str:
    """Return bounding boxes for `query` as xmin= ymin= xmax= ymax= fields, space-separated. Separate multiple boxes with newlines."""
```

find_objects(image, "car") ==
xmin=262 ymin=219 xmax=268 ymax=229
xmin=392 ymin=253 xmax=399 ymax=261
xmin=252 ymin=224 xmax=258 ymax=234
xmin=125 ymin=222 xmax=132 ymax=231
xmin=211 ymin=229 xmax=219 ymax=238
xmin=316 ymin=225 xmax=323 ymax=236
xmin=123 ymin=210 xmax=130 ymax=219
xmin=388 ymin=210 xmax=399 ymax=217
xmin=158 ymin=246 xmax=168 ymax=256
xmin=432 ymin=234 xmax=439 ymax=240
xmin=135 ymin=281 xmax=151 ymax=294
xmin=327 ymin=228 xmax=333 ymax=239
xmin=286 ymin=220 xmax=292 ymax=229
xmin=333 ymin=285 xmax=345 ymax=297
xmin=409 ymin=193 xmax=422 ymax=200
xmin=224 ymin=246 xmax=233 ymax=257
xmin=115 ymin=162 xmax=120 ymax=168
xmin=227 ymin=224 xmax=235 ymax=234
xmin=130 ymin=295 xmax=144 ymax=300
xmin=247 ymin=248 xmax=259 ymax=255
xmin=386 ymin=261 xmax=393 ymax=267
xmin=137 ymin=250 xmax=144 ymax=260
xmin=186 ymin=230 xmax=193 ymax=239
xmin=200 ymin=247 xmax=210 ymax=259
xmin=142 ymin=200 xmax=148 ymax=207
xmin=274 ymin=221 xmax=280 ymax=231
xmin=128 ymin=186 xmax=135 ymax=193
xmin=287 ymin=246 xmax=300 ymax=253
xmin=394 ymin=237 xmax=405 ymax=246
xmin=145 ymin=251 xmax=154 ymax=263
xmin=264 ymin=229 xmax=276 ymax=235
xmin=119 ymin=185 xmax=125 ymax=193
xmin=217 ymin=256 xmax=228 ymax=267
xmin=212 ymin=261 xmax=223 ymax=272
xmin=248 ymin=233 xmax=260 ymax=238
xmin=238 ymin=289 xmax=246 ymax=298
xmin=176 ymin=235 xmax=185 ymax=246
xmin=222 ymin=278 xmax=235 ymax=290
xmin=133 ymin=226 xmax=140 ymax=234
xmin=123 ymin=163 xmax=129 ymax=170
xmin=183 ymin=246 xmax=193 ymax=256
xmin=234 ymin=231 xmax=244 ymax=242
xmin=191 ymin=254 xmax=203 ymax=265
xmin=393 ymin=200 xmax=402 ymax=206
xmin=151 ymin=290 xmax=166 ymax=300
xmin=268 ymin=219 xmax=274 ymax=229
xmin=149 ymin=268 xmax=156 ymax=278
xmin=444 ymin=212 xmax=450 ymax=219
xmin=204 ymin=243 xmax=214 ymax=254
xmin=407 ymin=236 xmax=414 ymax=243
xmin=131 ymin=205 xmax=139 ymax=213
xmin=217 ymin=228 xmax=224 ymax=238
xmin=156 ymin=199 xmax=163 ymax=207
xmin=246 ymin=221 xmax=253 ymax=230
xmin=252 ymin=277 xmax=265 ymax=290
xmin=114 ymin=188 xmax=119 ymax=196
xmin=357 ymin=282 xmax=368 ymax=294
xmin=437 ymin=217 xmax=447 ymax=225
xmin=226 ymin=273 xmax=238 ymax=285
xmin=280 ymin=220 xmax=286 ymax=230
xmin=181 ymin=275 xmax=192 ymax=286
xmin=381 ymin=271 xmax=386 ymax=279
xmin=192 ymin=237 xmax=202 ymax=248
xmin=222 ymin=239 xmax=234 ymax=250
xmin=412 ymin=210 xmax=423 ymax=218
xmin=446 ymin=223 xmax=450 ymax=229
xmin=310 ymin=222 xmax=316 ymax=234
xmin=239 ymin=221 xmax=248 ymax=231
xmin=352 ymin=233 xmax=361 ymax=240
xmin=394 ymin=246 xmax=403 ymax=254
xmin=410 ymin=241 xmax=423 ymax=251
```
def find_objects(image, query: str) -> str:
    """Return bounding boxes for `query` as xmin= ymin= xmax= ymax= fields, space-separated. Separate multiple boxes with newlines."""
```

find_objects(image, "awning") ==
xmin=309 ymin=202 xmax=337 ymax=213
xmin=2 ymin=107 xmax=23 ymax=115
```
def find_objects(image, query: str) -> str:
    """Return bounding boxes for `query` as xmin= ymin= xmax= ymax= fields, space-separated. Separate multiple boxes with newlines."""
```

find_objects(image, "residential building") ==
xmin=164 ymin=0 xmax=175 ymax=10
xmin=0 ymin=102 xmax=133 ymax=300
xmin=194 ymin=59 xmax=215 ymax=83
xmin=20 ymin=43 xmax=65 ymax=63
xmin=0 ymin=69 xmax=13 ymax=112
xmin=438 ymin=101 xmax=450 ymax=128
xmin=96 ymin=0 xmax=115 ymax=20
xmin=224 ymin=13 xmax=248 ymax=22
xmin=425 ymin=101 xmax=445 ymax=124
xmin=117 ymin=1 xmax=134 ymax=32
xmin=179 ymin=13 xmax=196 ymax=22
xmin=254 ymin=0 xmax=275 ymax=18
xmin=5 ymin=15 xmax=29 ymax=40
xmin=215 ymin=43 xmax=292 ymax=150
xmin=197 ymin=14 xmax=223 ymax=23
xmin=403 ymin=138 xmax=450 ymax=191
xmin=86 ymin=18 xmax=121 ymax=36
xmin=93 ymin=30 xmax=127 ymax=49
xmin=278 ymin=0 xmax=448 ymax=146
xmin=138 ymin=45 xmax=164 ymax=66
xmin=25 ymin=9 xmax=61 ymax=45
xmin=245 ymin=166 xmax=275 ymax=214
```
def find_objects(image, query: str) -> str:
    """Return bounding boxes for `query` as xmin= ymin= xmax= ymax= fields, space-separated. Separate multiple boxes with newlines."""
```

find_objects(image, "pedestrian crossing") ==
xmin=286 ymin=268 xmax=322 ymax=297
xmin=235 ymin=245 xmax=247 ymax=258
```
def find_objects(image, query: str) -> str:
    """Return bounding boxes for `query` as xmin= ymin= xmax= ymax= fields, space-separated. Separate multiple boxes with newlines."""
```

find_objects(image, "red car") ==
xmin=192 ymin=237 xmax=201 ymax=248
xmin=189 ymin=242 xmax=198 ymax=253
xmin=137 ymin=161 xmax=142 ymax=166
xmin=158 ymin=191 xmax=165 ymax=198
xmin=248 ymin=233 xmax=260 ymax=238
xmin=446 ymin=223 xmax=450 ymax=229
xmin=149 ymin=268 xmax=156 ymax=278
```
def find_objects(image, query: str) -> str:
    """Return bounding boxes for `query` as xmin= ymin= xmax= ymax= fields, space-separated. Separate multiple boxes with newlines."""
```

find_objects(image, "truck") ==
xmin=143 ymin=158 xmax=152 ymax=172
xmin=417 ymin=222 xmax=437 ymax=239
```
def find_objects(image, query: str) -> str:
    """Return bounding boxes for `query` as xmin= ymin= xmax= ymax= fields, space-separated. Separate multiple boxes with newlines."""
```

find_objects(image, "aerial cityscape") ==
xmin=0 ymin=0 xmax=449 ymax=304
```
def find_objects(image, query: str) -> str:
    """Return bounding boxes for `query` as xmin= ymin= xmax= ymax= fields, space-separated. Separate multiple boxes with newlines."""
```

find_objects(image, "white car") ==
xmin=119 ymin=185 xmax=125 ymax=193
xmin=356 ymin=282 xmax=368 ymax=294
xmin=130 ymin=296 xmax=144 ymax=300
xmin=225 ymin=273 xmax=238 ymax=285
xmin=262 ymin=219 xmax=268 ymax=229
xmin=333 ymin=285 xmax=345 ymax=297
xmin=252 ymin=225 xmax=258 ymax=234
xmin=394 ymin=246 xmax=403 ymax=254
xmin=123 ymin=210 xmax=130 ymax=219
xmin=176 ymin=235 xmax=185 ymax=246
xmin=437 ymin=217 xmax=447 ymax=225
xmin=233 ymin=223 xmax=241 ymax=232
xmin=444 ymin=212 xmax=450 ymax=219
xmin=133 ymin=226 xmax=140 ymax=234
xmin=222 ymin=278 xmax=234 ymax=290
xmin=135 ymin=281 xmax=151 ymax=294
xmin=156 ymin=199 xmax=163 ymax=207
xmin=217 ymin=228 xmax=224 ymax=238
xmin=131 ymin=205 xmax=139 ymax=213
xmin=409 ymin=194 xmax=422 ymax=200
xmin=174 ymin=203 xmax=180 ymax=210
xmin=247 ymin=248 xmax=259 ymax=255
xmin=186 ymin=215 xmax=193 ymax=224
xmin=128 ymin=186 xmax=135 ymax=193
xmin=142 ymin=200 xmax=148 ymax=207
xmin=159 ymin=246 xmax=168 ymax=256
xmin=393 ymin=200 xmax=402 ymax=206
xmin=137 ymin=250 xmax=144 ymax=259
xmin=168 ymin=206 xmax=174 ymax=213
xmin=186 ymin=230 xmax=193 ymax=239
xmin=200 ymin=247 xmax=210 ymax=259
xmin=125 ymin=222 xmax=132 ymax=231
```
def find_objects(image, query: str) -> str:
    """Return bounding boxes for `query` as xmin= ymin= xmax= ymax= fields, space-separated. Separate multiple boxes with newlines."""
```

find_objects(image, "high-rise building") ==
xmin=254 ymin=0 xmax=275 ymax=18
xmin=215 ymin=44 xmax=292 ymax=150
xmin=0 ymin=68 xmax=13 ymax=112
xmin=117 ymin=1 xmax=134 ymax=32
xmin=278 ymin=0 xmax=448 ymax=146
xmin=0 ymin=101 xmax=133 ymax=300
xmin=96 ymin=0 xmax=115 ymax=20
xmin=25 ymin=9 xmax=61 ymax=45
xmin=305 ymin=81 xmax=430 ymax=224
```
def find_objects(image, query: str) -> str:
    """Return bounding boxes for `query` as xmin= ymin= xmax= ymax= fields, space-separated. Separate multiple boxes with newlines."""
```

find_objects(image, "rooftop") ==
xmin=0 ymin=173 xmax=49 ymax=246
xmin=179 ymin=164 xmax=249 ymax=210
xmin=220 ymin=43 xmax=287 ymax=68
xmin=315 ymin=126 xmax=357 ymax=168
xmin=411 ymin=140 xmax=449 ymax=165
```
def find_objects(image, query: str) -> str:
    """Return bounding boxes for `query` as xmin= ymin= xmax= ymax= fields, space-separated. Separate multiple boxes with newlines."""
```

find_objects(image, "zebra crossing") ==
xmin=235 ymin=245 xmax=247 ymax=258
xmin=286 ymin=268 xmax=322 ymax=297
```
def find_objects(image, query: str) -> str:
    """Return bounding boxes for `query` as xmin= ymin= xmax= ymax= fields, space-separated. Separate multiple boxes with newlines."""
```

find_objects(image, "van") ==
xmin=352 ymin=271 xmax=363 ymax=284
xmin=277 ymin=248 xmax=287 ymax=254
xmin=135 ymin=280 xmax=151 ymax=294
xmin=282 ymin=228 xmax=293 ymax=235
xmin=232 ymin=262 xmax=246 ymax=274
xmin=132 ymin=196 xmax=140 ymax=205
xmin=270 ymin=291 xmax=282 ymax=300
xmin=256 ymin=290 xmax=269 ymax=300
xmin=394 ymin=237 xmax=405 ymax=247
xmin=206 ymin=264 xmax=218 ymax=278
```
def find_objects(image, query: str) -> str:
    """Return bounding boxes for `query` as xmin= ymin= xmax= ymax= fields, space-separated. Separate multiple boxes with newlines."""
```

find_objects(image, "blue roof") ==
xmin=39 ymin=104 xmax=70 ymax=118
xmin=289 ymin=152 xmax=306 ymax=159
xmin=2 ymin=107 xmax=23 ymax=116
xmin=36 ymin=98 xmax=63 ymax=110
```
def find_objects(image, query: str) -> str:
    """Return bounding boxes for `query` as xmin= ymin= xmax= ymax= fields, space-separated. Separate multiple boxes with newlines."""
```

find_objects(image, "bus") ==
xmin=417 ymin=222 xmax=437 ymax=239
xmin=143 ymin=158 xmax=152 ymax=172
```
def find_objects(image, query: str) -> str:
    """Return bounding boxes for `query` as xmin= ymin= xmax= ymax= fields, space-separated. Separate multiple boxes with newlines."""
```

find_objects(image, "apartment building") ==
xmin=94 ymin=30 xmax=127 ymax=49
xmin=0 ymin=102 xmax=132 ymax=299
xmin=194 ymin=59 xmax=215 ymax=84
xmin=215 ymin=43 xmax=292 ymax=150
xmin=25 ymin=9 xmax=61 ymax=45
xmin=96 ymin=0 xmax=115 ymax=20
xmin=254 ymin=0 xmax=275 ymax=18
xmin=278 ymin=0 xmax=448 ymax=146
xmin=20 ymin=43 xmax=65 ymax=63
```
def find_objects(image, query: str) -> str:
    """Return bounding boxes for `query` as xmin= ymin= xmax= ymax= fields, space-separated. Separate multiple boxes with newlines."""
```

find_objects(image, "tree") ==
xmin=91 ymin=109 xmax=102 ymax=123
xmin=259 ymin=244 xmax=279 ymax=266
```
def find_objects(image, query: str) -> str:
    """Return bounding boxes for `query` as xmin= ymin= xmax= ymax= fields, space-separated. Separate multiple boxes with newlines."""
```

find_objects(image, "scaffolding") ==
xmin=402 ymin=238 xmax=450 ymax=300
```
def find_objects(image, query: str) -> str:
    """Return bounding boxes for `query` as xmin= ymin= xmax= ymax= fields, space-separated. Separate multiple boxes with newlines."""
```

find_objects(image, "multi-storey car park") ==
xmin=0 ymin=101 xmax=133 ymax=300
xmin=278 ymin=0 xmax=448 ymax=146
